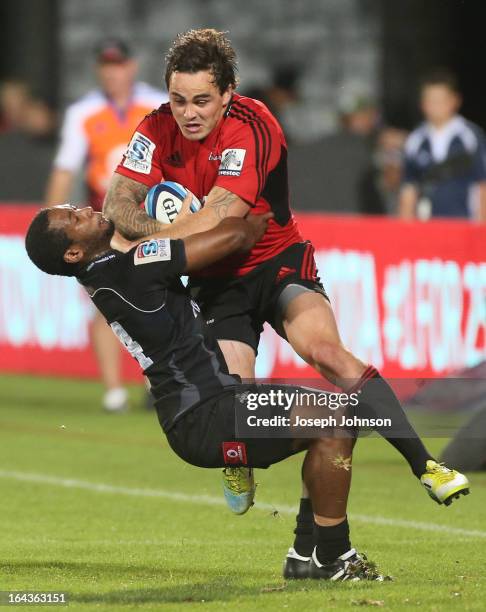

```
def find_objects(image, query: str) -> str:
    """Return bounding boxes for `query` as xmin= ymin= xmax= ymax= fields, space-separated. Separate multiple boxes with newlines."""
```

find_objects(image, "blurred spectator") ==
xmin=45 ymin=39 xmax=167 ymax=412
xmin=0 ymin=80 xmax=30 ymax=133
xmin=375 ymin=127 xmax=408 ymax=214
xmin=0 ymin=80 xmax=56 ymax=200
xmin=23 ymin=99 xmax=56 ymax=138
xmin=0 ymin=79 xmax=55 ymax=137
xmin=398 ymin=70 xmax=486 ymax=222
xmin=45 ymin=39 xmax=165 ymax=211
xmin=243 ymin=65 xmax=302 ymax=142
xmin=262 ymin=66 xmax=300 ymax=141
xmin=289 ymin=90 xmax=405 ymax=213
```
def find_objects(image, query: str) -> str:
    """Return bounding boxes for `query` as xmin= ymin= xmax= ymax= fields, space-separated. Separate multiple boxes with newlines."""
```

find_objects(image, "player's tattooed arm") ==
xmin=103 ymin=174 xmax=163 ymax=240
xmin=130 ymin=186 xmax=251 ymax=245
xmin=204 ymin=186 xmax=250 ymax=222
xmin=167 ymin=186 xmax=249 ymax=236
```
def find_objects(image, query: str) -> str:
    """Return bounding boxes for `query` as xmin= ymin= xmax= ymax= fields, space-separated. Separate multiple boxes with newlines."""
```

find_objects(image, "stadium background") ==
xmin=0 ymin=0 xmax=484 ymax=383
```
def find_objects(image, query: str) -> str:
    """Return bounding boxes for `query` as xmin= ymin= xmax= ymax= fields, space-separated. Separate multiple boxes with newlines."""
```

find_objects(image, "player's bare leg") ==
xmin=282 ymin=290 xmax=469 ymax=502
xmin=218 ymin=340 xmax=255 ymax=379
xmin=285 ymin=436 xmax=352 ymax=579
xmin=285 ymin=436 xmax=383 ymax=581
xmin=90 ymin=311 xmax=128 ymax=412
xmin=304 ymin=436 xmax=352 ymax=523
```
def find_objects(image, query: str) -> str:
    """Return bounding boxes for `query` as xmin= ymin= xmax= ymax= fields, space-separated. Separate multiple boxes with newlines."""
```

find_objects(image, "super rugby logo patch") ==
xmin=134 ymin=238 xmax=171 ymax=265
xmin=218 ymin=148 xmax=246 ymax=176
xmin=123 ymin=131 xmax=156 ymax=174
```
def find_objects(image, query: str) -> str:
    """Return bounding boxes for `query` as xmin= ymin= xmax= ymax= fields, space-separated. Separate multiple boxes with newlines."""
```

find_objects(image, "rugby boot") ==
xmin=309 ymin=547 xmax=387 ymax=581
xmin=222 ymin=467 xmax=256 ymax=515
xmin=420 ymin=460 xmax=470 ymax=506
xmin=283 ymin=547 xmax=311 ymax=579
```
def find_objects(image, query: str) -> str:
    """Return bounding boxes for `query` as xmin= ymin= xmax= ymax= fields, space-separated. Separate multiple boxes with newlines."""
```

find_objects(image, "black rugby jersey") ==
xmin=77 ymin=238 xmax=239 ymax=431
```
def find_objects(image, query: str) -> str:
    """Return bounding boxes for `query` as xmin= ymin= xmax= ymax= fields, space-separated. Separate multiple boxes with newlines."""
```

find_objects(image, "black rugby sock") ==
xmin=314 ymin=517 xmax=350 ymax=565
xmin=353 ymin=367 xmax=434 ymax=478
xmin=292 ymin=497 xmax=314 ymax=557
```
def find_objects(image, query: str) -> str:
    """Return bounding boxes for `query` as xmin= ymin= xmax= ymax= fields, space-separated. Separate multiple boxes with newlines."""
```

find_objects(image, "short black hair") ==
xmin=420 ymin=69 xmax=460 ymax=94
xmin=165 ymin=29 xmax=238 ymax=94
xmin=25 ymin=209 xmax=78 ymax=277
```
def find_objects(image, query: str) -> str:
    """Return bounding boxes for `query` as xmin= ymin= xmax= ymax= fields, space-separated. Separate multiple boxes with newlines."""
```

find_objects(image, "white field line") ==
xmin=0 ymin=469 xmax=484 ymax=540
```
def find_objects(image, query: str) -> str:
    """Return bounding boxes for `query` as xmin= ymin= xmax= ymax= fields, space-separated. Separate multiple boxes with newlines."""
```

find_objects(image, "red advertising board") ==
xmin=265 ymin=214 xmax=486 ymax=379
xmin=0 ymin=204 xmax=484 ymax=381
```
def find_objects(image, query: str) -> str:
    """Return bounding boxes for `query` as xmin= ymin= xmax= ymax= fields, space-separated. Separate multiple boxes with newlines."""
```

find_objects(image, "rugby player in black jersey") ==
xmin=25 ymin=203 xmax=395 ymax=581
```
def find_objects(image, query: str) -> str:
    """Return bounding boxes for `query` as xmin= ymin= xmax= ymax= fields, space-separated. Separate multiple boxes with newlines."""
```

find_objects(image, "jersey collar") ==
xmin=82 ymin=250 xmax=117 ymax=275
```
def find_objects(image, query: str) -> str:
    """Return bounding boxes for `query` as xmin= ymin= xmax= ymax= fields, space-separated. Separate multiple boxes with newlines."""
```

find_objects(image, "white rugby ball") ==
xmin=144 ymin=181 xmax=201 ymax=224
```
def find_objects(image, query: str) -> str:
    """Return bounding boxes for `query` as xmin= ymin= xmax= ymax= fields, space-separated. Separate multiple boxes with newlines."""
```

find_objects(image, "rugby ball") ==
xmin=144 ymin=181 xmax=201 ymax=224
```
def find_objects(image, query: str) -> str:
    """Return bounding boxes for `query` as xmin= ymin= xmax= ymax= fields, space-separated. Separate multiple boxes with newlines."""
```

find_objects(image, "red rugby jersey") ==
xmin=115 ymin=93 xmax=303 ymax=276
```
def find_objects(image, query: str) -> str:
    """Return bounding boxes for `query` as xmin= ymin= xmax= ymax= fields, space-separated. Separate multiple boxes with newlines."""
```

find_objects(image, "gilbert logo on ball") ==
xmin=144 ymin=181 xmax=201 ymax=224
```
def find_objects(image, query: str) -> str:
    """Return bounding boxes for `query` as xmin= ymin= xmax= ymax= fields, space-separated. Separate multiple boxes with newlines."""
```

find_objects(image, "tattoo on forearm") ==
xmin=206 ymin=190 xmax=237 ymax=220
xmin=103 ymin=176 xmax=161 ymax=239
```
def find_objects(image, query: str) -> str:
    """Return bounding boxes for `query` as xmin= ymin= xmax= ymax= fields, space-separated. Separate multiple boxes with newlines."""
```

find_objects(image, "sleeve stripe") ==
xmin=232 ymin=101 xmax=273 ymax=175
xmin=228 ymin=109 xmax=264 ymax=197
xmin=228 ymin=105 xmax=270 ymax=198
xmin=231 ymin=102 xmax=271 ymax=173
xmin=236 ymin=103 xmax=273 ymax=180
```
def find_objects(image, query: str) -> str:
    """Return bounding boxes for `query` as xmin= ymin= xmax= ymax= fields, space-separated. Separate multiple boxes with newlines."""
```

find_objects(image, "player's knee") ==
xmin=312 ymin=436 xmax=353 ymax=456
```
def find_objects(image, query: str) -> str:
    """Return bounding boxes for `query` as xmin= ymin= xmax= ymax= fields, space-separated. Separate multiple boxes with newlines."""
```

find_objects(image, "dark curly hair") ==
xmin=25 ymin=209 xmax=78 ymax=277
xmin=165 ymin=29 xmax=238 ymax=94
xmin=420 ymin=69 xmax=460 ymax=94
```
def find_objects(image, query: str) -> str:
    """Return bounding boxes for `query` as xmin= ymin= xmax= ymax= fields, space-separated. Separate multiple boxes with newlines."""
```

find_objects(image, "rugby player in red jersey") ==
xmin=103 ymin=29 xmax=469 ymax=578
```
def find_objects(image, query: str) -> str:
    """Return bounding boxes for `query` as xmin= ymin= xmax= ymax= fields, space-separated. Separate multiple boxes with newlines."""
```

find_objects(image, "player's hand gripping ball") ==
xmin=144 ymin=181 xmax=202 ymax=224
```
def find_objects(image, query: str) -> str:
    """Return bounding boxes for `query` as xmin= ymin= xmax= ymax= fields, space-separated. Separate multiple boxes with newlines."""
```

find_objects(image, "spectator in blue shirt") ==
xmin=399 ymin=70 xmax=486 ymax=221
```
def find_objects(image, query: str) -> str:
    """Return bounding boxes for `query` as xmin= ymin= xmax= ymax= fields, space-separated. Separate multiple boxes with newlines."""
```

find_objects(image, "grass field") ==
xmin=1 ymin=374 xmax=485 ymax=611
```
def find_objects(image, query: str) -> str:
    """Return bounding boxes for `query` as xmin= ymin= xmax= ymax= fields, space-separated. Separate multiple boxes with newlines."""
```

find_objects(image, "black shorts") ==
xmin=189 ymin=241 xmax=328 ymax=353
xmin=166 ymin=385 xmax=304 ymax=469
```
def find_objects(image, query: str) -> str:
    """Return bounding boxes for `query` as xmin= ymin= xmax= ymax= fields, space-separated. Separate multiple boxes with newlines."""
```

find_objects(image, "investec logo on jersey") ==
xmin=123 ymin=131 xmax=156 ymax=174
xmin=134 ymin=238 xmax=171 ymax=265
xmin=218 ymin=148 xmax=246 ymax=176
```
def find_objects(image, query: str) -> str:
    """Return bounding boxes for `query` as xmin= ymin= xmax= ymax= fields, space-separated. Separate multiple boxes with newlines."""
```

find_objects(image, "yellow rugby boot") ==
xmin=222 ymin=467 xmax=256 ymax=515
xmin=420 ymin=460 xmax=470 ymax=506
